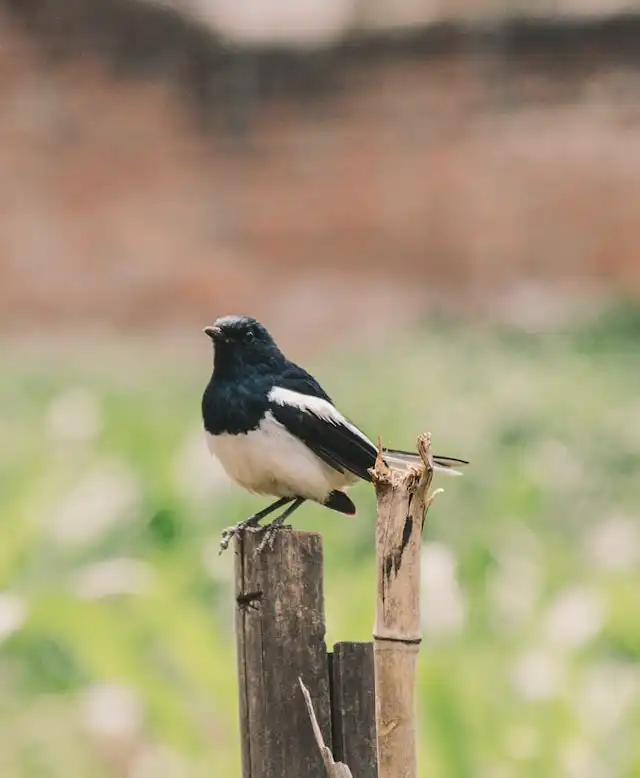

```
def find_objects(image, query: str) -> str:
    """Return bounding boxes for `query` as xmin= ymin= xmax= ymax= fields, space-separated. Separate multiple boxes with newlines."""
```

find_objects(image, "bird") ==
xmin=201 ymin=315 xmax=468 ymax=553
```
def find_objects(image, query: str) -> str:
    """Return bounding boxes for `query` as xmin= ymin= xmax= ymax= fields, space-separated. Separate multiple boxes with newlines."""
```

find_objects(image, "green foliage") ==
xmin=1 ymin=310 xmax=639 ymax=776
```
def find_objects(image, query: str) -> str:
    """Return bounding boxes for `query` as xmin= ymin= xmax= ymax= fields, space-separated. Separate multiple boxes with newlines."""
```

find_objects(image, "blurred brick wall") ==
xmin=1 ymin=6 xmax=640 ymax=332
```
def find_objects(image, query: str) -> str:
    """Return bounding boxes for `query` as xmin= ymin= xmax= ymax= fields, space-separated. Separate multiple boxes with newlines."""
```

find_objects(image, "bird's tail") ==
xmin=382 ymin=448 xmax=468 ymax=476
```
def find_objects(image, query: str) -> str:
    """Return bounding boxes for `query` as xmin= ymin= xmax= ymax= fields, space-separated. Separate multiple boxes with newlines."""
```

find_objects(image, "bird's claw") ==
xmin=219 ymin=516 xmax=293 ymax=555
xmin=218 ymin=527 xmax=237 ymax=555
xmin=219 ymin=517 xmax=261 ymax=554
xmin=255 ymin=522 xmax=292 ymax=554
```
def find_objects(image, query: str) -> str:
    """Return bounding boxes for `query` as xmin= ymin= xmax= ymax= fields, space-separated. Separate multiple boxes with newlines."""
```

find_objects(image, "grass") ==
xmin=1 ymin=307 xmax=640 ymax=778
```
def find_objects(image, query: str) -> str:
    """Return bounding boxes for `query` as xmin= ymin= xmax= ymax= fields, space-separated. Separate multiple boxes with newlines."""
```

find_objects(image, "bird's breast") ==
xmin=206 ymin=412 xmax=354 ymax=501
xmin=201 ymin=378 xmax=268 ymax=436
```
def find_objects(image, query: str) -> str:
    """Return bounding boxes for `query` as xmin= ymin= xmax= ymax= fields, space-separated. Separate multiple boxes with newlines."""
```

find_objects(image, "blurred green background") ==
xmin=2 ymin=305 xmax=640 ymax=777
xmin=2 ymin=2 xmax=640 ymax=776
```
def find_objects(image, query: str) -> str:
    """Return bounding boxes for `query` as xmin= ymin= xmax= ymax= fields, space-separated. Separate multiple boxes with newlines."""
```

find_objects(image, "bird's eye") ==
xmin=244 ymin=331 xmax=255 ymax=344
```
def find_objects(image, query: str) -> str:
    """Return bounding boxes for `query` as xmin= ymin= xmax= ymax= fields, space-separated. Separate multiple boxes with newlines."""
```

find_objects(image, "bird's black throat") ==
xmin=202 ymin=345 xmax=285 ymax=436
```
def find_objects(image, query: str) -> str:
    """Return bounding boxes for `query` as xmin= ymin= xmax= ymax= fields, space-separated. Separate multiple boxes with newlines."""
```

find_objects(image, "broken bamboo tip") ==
xmin=371 ymin=432 xmax=436 ymax=503
xmin=416 ymin=432 xmax=433 ymax=470
xmin=371 ymin=435 xmax=391 ymax=483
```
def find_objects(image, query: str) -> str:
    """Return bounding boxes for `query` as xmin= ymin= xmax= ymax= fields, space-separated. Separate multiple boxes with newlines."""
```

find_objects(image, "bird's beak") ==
xmin=203 ymin=325 xmax=223 ymax=342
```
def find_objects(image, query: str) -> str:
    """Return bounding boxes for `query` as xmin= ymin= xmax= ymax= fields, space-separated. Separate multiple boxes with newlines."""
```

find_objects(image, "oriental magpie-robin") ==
xmin=201 ymin=315 xmax=467 ymax=552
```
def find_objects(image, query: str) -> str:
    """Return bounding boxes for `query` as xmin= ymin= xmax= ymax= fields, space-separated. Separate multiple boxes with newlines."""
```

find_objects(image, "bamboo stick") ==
xmin=371 ymin=433 xmax=441 ymax=778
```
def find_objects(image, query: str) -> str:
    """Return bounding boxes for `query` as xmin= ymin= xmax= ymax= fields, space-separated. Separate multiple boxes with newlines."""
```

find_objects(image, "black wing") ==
xmin=269 ymin=361 xmax=378 ymax=482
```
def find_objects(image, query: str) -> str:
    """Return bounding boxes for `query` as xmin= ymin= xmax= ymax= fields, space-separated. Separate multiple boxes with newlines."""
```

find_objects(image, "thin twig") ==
xmin=299 ymin=678 xmax=355 ymax=778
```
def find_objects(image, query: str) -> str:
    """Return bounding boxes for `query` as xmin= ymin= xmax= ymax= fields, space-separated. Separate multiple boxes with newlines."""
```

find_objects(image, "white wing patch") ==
xmin=268 ymin=386 xmax=376 ymax=450
xmin=269 ymin=387 xmax=464 ymax=477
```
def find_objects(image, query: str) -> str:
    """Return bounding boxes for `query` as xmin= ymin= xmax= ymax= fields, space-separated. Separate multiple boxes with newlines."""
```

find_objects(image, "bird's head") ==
xmin=204 ymin=315 xmax=281 ymax=376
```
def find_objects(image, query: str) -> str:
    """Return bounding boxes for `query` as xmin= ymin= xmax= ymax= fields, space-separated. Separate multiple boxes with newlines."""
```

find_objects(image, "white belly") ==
xmin=206 ymin=412 xmax=356 ymax=503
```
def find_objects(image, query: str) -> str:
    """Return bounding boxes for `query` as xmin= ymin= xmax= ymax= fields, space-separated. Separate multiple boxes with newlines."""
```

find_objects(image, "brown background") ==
xmin=2 ymin=3 xmax=639 ymax=336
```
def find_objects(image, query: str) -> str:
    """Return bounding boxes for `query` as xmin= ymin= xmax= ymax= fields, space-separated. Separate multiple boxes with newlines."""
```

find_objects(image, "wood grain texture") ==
xmin=235 ymin=530 xmax=332 ymax=778
xmin=330 ymin=642 xmax=378 ymax=778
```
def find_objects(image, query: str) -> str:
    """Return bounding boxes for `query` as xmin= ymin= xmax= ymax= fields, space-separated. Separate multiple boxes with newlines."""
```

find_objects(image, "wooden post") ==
xmin=234 ymin=530 xmax=333 ymax=778
xmin=330 ymin=642 xmax=378 ymax=778
xmin=371 ymin=433 xmax=440 ymax=778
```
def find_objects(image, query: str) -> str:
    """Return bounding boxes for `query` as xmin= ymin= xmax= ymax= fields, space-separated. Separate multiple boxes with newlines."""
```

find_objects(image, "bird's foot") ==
xmin=255 ymin=519 xmax=293 ymax=554
xmin=219 ymin=515 xmax=262 ymax=554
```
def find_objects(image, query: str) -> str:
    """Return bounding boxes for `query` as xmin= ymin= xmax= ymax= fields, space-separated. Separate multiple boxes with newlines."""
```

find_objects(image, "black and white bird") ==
xmin=201 ymin=315 xmax=467 ymax=552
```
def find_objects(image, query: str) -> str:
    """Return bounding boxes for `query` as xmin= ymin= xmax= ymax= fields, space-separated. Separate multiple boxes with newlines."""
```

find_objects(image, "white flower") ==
xmin=72 ymin=558 xmax=154 ymax=598
xmin=49 ymin=461 xmax=141 ymax=545
xmin=131 ymin=745 xmax=189 ymax=778
xmin=544 ymin=586 xmax=604 ymax=651
xmin=562 ymin=740 xmax=607 ymax=778
xmin=585 ymin=516 xmax=640 ymax=572
xmin=490 ymin=544 xmax=541 ymax=630
xmin=81 ymin=683 xmax=144 ymax=740
xmin=510 ymin=649 xmax=564 ymax=701
xmin=527 ymin=440 xmax=584 ymax=492
xmin=0 ymin=593 xmax=27 ymax=642
xmin=575 ymin=662 xmax=640 ymax=734
xmin=420 ymin=542 xmax=466 ymax=637
xmin=47 ymin=387 xmax=102 ymax=443
xmin=172 ymin=427 xmax=232 ymax=503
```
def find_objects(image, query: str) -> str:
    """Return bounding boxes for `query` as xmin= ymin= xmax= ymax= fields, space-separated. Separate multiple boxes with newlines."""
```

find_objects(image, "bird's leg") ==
xmin=219 ymin=497 xmax=293 ymax=554
xmin=256 ymin=497 xmax=306 ymax=554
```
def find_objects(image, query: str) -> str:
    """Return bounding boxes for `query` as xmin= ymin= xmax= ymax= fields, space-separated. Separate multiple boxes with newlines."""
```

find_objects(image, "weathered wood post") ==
xmin=235 ymin=530 xmax=332 ymax=778
xmin=370 ymin=433 xmax=440 ymax=778
xmin=234 ymin=530 xmax=378 ymax=777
